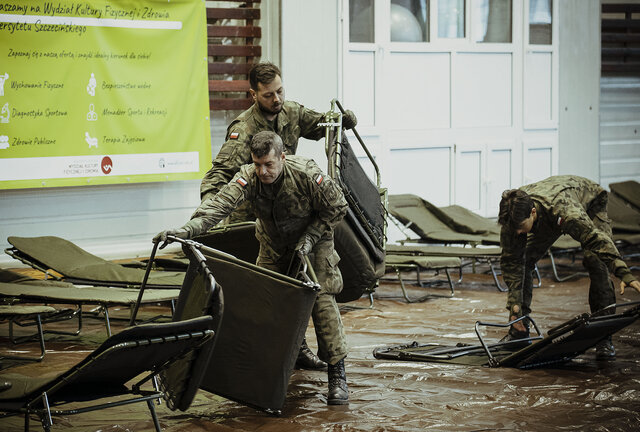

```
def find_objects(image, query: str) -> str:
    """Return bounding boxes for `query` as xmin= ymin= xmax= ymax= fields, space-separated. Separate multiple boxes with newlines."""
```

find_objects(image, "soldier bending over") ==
xmin=498 ymin=175 xmax=640 ymax=359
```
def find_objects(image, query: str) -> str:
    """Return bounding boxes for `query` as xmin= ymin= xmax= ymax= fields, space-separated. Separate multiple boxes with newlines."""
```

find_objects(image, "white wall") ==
xmin=557 ymin=0 xmax=600 ymax=181
xmin=600 ymin=77 xmax=640 ymax=189
xmin=280 ymin=0 xmax=341 ymax=167
xmin=335 ymin=0 xmax=560 ymax=225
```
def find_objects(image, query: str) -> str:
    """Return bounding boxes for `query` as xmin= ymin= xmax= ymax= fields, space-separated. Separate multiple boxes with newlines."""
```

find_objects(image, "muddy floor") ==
xmin=1 ymin=253 xmax=639 ymax=432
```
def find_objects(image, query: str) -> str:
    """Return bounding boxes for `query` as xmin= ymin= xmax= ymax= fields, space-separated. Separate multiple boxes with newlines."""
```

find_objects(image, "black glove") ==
xmin=152 ymin=228 xmax=189 ymax=249
xmin=295 ymin=233 xmax=315 ymax=256
xmin=342 ymin=110 xmax=357 ymax=130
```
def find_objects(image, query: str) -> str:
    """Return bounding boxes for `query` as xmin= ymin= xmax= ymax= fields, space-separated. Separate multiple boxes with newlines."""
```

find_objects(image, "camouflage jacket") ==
xmin=199 ymin=100 xmax=325 ymax=200
xmin=501 ymin=175 xmax=636 ymax=293
xmin=184 ymin=155 xmax=347 ymax=254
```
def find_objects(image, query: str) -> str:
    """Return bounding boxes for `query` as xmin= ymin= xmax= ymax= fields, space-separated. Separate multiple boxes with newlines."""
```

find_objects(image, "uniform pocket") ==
xmin=315 ymin=249 xmax=343 ymax=294
xmin=327 ymin=250 xmax=340 ymax=268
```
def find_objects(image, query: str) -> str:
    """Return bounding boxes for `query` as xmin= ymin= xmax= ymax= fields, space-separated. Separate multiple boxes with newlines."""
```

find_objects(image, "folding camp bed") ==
xmin=386 ymin=243 xmax=507 ymax=292
xmin=389 ymin=194 xmax=500 ymax=246
xmin=610 ymin=180 xmax=640 ymax=211
xmin=0 ymin=305 xmax=79 ymax=362
xmin=0 ymin=278 xmax=180 ymax=337
xmin=383 ymin=253 xmax=460 ymax=302
xmin=0 ymin=315 xmax=218 ymax=432
xmin=323 ymin=100 xmax=388 ymax=304
xmin=608 ymin=190 xmax=640 ymax=234
xmin=607 ymin=188 xmax=640 ymax=259
xmin=5 ymin=236 xmax=185 ymax=289
xmin=133 ymin=236 xmax=319 ymax=414
xmin=373 ymin=301 xmax=640 ymax=369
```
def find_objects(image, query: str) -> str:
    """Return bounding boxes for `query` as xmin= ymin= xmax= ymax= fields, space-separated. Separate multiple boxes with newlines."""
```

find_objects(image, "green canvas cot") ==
xmin=0 ymin=316 xmax=217 ymax=431
xmin=373 ymin=302 xmax=640 ymax=369
xmin=159 ymin=238 xmax=319 ymax=414
xmin=5 ymin=236 xmax=184 ymax=288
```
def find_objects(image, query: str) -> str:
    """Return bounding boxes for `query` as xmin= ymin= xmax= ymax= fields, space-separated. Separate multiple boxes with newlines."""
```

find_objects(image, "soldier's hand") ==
xmin=342 ymin=110 xmax=358 ymax=130
xmin=620 ymin=279 xmax=640 ymax=295
xmin=295 ymin=233 xmax=315 ymax=256
xmin=152 ymin=228 xmax=189 ymax=249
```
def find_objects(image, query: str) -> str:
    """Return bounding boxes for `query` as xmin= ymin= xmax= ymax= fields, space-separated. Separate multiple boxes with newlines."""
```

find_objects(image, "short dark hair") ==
xmin=250 ymin=131 xmax=284 ymax=158
xmin=249 ymin=62 xmax=281 ymax=90
xmin=498 ymin=189 xmax=534 ymax=231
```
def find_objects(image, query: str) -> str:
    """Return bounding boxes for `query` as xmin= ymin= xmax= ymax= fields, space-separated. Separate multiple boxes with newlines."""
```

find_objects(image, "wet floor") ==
xmin=1 ymin=254 xmax=639 ymax=431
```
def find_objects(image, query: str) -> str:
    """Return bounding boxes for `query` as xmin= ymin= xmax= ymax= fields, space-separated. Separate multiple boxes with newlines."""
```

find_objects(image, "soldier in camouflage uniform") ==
xmin=199 ymin=61 xmax=357 ymax=223
xmin=498 ymin=175 xmax=640 ymax=359
xmin=155 ymin=131 xmax=351 ymax=405
xmin=199 ymin=62 xmax=356 ymax=370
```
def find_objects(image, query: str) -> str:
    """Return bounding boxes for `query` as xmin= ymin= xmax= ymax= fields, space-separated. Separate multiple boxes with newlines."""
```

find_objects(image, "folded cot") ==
xmin=325 ymin=100 xmax=387 ymax=303
xmin=0 ymin=315 xmax=217 ymax=431
xmin=141 ymin=237 xmax=319 ymax=414
xmin=373 ymin=301 xmax=640 ymax=369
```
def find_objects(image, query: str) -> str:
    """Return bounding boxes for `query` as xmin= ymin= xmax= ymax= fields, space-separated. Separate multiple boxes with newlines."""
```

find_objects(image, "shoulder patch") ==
xmin=229 ymin=132 xmax=239 ymax=140
xmin=236 ymin=177 xmax=248 ymax=187
xmin=314 ymin=174 xmax=324 ymax=185
xmin=557 ymin=216 xmax=563 ymax=226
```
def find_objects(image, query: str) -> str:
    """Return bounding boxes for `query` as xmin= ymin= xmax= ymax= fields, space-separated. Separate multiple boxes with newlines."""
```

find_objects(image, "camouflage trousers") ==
xmin=257 ymin=237 xmax=348 ymax=365
xmin=510 ymin=192 xmax=616 ymax=316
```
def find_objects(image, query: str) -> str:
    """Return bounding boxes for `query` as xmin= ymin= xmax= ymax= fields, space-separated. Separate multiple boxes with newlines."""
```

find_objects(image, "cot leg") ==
xmin=5 ymin=315 xmax=46 ymax=362
xmin=534 ymin=264 xmax=542 ymax=288
xmin=147 ymin=398 xmax=162 ymax=432
xmin=103 ymin=306 xmax=112 ymax=337
xmin=488 ymin=260 xmax=507 ymax=292
xmin=445 ymin=268 xmax=455 ymax=296
xmin=395 ymin=267 xmax=412 ymax=302
xmin=39 ymin=392 xmax=52 ymax=432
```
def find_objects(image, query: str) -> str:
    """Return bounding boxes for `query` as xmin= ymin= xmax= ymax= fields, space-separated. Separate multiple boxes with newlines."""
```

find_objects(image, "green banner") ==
xmin=0 ymin=0 xmax=210 ymax=189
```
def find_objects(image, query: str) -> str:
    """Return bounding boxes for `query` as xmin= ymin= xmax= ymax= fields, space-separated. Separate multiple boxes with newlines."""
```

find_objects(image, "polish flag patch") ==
xmin=236 ymin=177 xmax=248 ymax=187
xmin=315 ymin=174 xmax=324 ymax=185
xmin=557 ymin=216 xmax=563 ymax=226
xmin=229 ymin=132 xmax=239 ymax=140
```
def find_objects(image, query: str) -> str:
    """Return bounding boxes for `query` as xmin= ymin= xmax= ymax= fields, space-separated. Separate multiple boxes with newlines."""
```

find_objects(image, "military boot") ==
xmin=295 ymin=338 xmax=327 ymax=370
xmin=327 ymin=359 xmax=349 ymax=405
xmin=595 ymin=336 xmax=616 ymax=361
xmin=499 ymin=316 xmax=531 ymax=349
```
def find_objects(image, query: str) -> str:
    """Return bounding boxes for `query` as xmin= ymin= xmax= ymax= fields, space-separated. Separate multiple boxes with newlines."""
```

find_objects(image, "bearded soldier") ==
xmin=199 ymin=61 xmax=357 ymax=223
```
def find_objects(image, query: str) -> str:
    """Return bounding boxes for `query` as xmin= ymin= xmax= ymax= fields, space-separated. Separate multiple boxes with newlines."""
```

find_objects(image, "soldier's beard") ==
xmin=258 ymin=100 xmax=283 ymax=116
